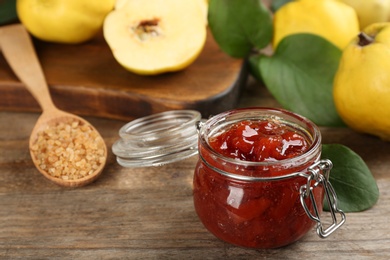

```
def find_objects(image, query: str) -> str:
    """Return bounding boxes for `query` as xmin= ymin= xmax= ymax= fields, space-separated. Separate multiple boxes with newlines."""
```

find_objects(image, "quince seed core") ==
xmin=131 ymin=18 xmax=162 ymax=42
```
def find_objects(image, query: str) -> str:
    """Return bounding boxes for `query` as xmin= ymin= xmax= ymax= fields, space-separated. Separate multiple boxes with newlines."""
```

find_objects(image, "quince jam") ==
xmin=209 ymin=120 xmax=309 ymax=162
xmin=193 ymin=108 xmax=323 ymax=248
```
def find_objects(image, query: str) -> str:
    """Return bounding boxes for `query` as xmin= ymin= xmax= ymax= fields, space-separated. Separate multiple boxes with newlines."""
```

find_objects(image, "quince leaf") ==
xmin=0 ymin=0 xmax=17 ymax=25
xmin=248 ymin=54 xmax=263 ymax=82
xmin=270 ymin=0 xmax=292 ymax=12
xmin=208 ymin=0 xmax=272 ymax=58
xmin=259 ymin=33 xmax=345 ymax=126
xmin=322 ymin=144 xmax=379 ymax=212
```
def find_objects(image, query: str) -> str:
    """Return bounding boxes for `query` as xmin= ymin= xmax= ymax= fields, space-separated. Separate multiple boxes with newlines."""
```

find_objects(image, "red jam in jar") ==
xmin=209 ymin=119 xmax=310 ymax=163
xmin=193 ymin=108 xmax=344 ymax=248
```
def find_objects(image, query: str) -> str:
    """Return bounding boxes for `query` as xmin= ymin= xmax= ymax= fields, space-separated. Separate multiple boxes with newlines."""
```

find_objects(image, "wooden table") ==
xmin=1 ymin=78 xmax=390 ymax=259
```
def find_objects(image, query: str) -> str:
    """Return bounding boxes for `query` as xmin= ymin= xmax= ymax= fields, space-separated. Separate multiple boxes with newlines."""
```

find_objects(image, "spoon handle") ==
xmin=0 ymin=24 xmax=57 ymax=112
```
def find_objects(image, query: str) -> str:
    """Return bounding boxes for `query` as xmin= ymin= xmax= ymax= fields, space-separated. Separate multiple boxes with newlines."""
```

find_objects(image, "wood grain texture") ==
xmin=1 ymin=80 xmax=390 ymax=259
xmin=0 ymin=28 xmax=246 ymax=120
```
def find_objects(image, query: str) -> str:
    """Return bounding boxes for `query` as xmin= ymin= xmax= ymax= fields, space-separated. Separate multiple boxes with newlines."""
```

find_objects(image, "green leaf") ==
xmin=208 ymin=0 xmax=273 ymax=58
xmin=0 ymin=0 xmax=17 ymax=25
xmin=248 ymin=54 xmax=263 ymax=81
xmin=322 ymin=144 xmax=379 ymax=212
xmin=258 ymin=33 xmax=345 ymax=126
xmin=270 ymin=0 xmax=292 ymax=12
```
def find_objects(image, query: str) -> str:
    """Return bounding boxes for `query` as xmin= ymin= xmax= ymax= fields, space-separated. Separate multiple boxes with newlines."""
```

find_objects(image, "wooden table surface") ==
xmin=1 ymin=78 xmax=390 ymax=259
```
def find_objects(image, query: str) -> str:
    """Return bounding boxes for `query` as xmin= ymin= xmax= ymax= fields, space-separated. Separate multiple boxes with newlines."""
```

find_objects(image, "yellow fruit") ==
xmin=273 ymin=0 xmax=359 ymax=50
xmin=340 ymin=0 xmax=390 ymax=29
xmin=115 ymin=0 xmax=207 ymax=23
xmin=197 ymin=0 xmax=209 ymax=24
xmin=114 ymin=0 xmax=128 ymax=9
xmin=333 ymin=23 xmax=390 ymax=140
xmin=115 ymin=0 xmax=208 ymax=15
xmin=17 ymin=0 xmax=115 ymax=44
xmin=103 ymin=0 xmax=207 ymax=75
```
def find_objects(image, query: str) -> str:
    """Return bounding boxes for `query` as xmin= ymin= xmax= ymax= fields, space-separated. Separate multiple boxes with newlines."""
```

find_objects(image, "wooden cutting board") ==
xmin=0 ymin=27 xmax=247 ymax=121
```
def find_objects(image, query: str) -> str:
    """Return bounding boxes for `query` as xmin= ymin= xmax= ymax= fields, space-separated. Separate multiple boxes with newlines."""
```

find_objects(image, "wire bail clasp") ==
xmin=300 ymin=159 xmax=346 ymax=238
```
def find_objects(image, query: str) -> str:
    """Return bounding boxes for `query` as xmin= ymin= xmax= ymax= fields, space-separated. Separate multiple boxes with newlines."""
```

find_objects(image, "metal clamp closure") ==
xmin=300 ymin=159 xmax=346 ymax=238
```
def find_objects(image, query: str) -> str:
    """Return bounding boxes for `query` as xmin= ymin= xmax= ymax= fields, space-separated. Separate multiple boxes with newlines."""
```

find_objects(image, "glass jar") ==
xmin=193 ymin=107 xmax=345 ymax=249
xmin=112 ymin=110 xmax=201 ymax=167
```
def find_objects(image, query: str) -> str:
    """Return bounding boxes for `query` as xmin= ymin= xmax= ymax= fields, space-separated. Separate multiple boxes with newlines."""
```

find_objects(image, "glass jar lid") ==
xmin=112 ymin=110 xmax=201 ymax=167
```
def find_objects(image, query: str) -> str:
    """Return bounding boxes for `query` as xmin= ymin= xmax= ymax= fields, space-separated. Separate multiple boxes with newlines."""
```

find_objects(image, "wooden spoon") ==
xmin=0 ymin=24 xmax=107 ymax=187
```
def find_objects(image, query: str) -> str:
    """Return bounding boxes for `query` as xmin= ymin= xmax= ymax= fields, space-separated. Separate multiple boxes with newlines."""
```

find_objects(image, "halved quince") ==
xmin=114 ymin=0 xmax=128 ymax=9
xmin=113 ymin=0 xmax=208 ymax=24
xmin=103 ymin=0 xmax=207 ymax=75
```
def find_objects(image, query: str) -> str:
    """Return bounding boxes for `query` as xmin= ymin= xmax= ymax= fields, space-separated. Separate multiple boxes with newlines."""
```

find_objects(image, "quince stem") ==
xmin=358 ymin=32 xmax=374 ymax=47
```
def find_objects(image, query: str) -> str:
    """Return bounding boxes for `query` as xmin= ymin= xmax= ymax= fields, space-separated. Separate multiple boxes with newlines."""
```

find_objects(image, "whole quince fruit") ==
xmin=340 ymin=0 xmax=390 ymax=29
xmin=103 ymin=0 xmax=207 ymax=75
xmin=17 ymin=0 xmax=115 ymax=44
xmin=333 ymin=23 xmax=390 ymax=140
xmin=273 ymin=0 xmax=359 ymax=50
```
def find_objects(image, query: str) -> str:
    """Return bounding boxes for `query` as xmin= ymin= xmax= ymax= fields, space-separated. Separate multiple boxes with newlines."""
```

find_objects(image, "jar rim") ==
xmin=112 ymin=107 xmax=321 ymax=169
xmin=198 ymin=107 xmax=322 ymax=173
